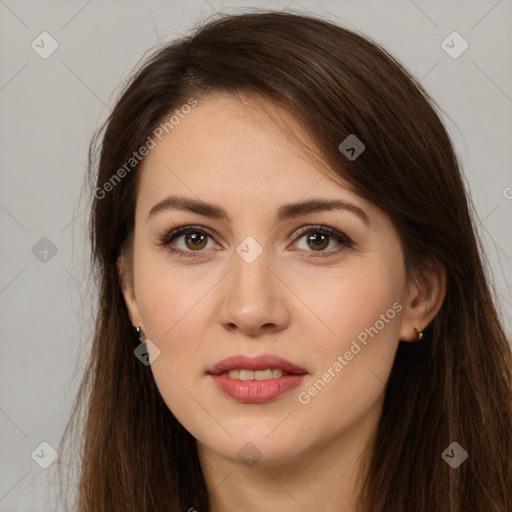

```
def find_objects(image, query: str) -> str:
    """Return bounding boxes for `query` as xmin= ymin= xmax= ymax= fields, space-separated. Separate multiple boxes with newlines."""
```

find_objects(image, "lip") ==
xmin=208 ymin=354 xmax=308 ymax=376
xmin=208 ymin=354 xmax=308 ymax=403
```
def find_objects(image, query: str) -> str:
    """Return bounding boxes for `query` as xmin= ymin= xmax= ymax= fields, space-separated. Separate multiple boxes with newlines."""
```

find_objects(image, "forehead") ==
xmin=141 ymin=93 xmax=325 ymax=181
xmin=133 ymin=92 xmax=385 ymax=231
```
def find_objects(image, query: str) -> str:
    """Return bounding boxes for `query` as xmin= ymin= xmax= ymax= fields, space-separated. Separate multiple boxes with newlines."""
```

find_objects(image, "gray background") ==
xmin=1 ymin=0 xmax=511 ymax=510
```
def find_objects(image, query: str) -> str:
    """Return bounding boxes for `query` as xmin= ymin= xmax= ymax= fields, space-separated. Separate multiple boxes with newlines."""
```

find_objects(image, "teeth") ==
xmin=239 ymin=369 xmax=253 ymax=381
xmin=224 ymin=368 xmax=284 ymax=380
xmin=255 ymin=369 xmax=273 ymax=380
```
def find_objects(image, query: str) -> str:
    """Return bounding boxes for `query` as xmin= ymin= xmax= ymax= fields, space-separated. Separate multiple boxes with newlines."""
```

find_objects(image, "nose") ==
xmin=218 ymin=247 xmax=291 ymax=336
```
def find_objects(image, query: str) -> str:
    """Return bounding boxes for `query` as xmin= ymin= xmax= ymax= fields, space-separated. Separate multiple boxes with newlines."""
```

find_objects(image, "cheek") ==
xmin=133 ymin=254 xmax=220 ymax=399
xmin=291 ymin=259 xmax=404 ymax=414
xmin=133 ymin=260 xmax=213 ymax=434
xmin=291 ymin=257 xmax=405 ymax=353
xmin=134 ymin=250 xmax=211 ymax=340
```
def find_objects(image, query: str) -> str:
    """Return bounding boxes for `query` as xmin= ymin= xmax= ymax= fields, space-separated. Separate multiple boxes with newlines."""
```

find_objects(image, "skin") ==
xmin=119 ymin=92 xmax=445 ymax=512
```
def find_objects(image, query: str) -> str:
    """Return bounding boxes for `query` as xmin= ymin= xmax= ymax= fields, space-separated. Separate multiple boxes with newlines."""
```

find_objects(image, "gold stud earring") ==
xmin=134 ymin=326 xmax=146 ymax=343
xmin=413 ymin=327 xmax=423 ymax=342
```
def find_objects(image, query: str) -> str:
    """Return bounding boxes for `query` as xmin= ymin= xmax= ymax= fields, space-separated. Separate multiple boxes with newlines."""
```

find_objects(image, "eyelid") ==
xmin=292 ymin=224 xmax=353 ymax=245
xmin=158 ymin=224 xmax=218 ymax=246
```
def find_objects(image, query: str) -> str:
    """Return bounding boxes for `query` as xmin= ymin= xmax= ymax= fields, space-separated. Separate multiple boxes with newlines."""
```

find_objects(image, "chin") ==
xmin=199 ymin=428 xmax=309 ymax=468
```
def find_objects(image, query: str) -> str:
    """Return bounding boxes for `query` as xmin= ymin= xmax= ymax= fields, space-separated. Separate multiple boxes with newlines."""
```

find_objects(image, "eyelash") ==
xmin=158 ymin=224 xmax=354 ymax=259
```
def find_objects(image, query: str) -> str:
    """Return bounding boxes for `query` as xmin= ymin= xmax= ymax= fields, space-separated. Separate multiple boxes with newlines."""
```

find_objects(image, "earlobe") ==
xmin=399 ymin=262 xmax=446 ymax=343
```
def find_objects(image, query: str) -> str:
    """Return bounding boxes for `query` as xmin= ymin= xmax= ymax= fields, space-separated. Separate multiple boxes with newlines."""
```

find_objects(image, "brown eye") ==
xmin=159 ymin=224 xmax=353 ymax=259
xmin=183 ymin=232 xmax=208 ymax=250
xmin=305 ymin=232 xmax=329 ymax=251
xmin=159 ymin=226 xmax=218 ymax=258
xmin=292 ymin=225 xmax=354 ymax=257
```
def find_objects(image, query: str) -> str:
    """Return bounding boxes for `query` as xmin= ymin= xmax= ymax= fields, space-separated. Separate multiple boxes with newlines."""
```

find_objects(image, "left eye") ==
xmin=292 ymin=225 xmax=354 ymax=255
xmin=158 ymin=224 xmax=353 ymax=258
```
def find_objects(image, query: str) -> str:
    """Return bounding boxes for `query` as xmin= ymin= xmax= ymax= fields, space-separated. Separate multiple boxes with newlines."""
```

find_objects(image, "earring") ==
xmin=413 ymin=327 xmax=423 ymax=342
xmin=134 ymin=326 xmax=146 ymax=343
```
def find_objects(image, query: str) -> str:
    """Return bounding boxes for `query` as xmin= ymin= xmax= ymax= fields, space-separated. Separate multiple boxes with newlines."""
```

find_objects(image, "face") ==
xmin=120 ymin=92 xmax=419 ymax=467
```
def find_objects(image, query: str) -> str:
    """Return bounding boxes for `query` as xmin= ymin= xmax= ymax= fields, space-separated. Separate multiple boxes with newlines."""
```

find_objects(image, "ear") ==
xmin=399 ymin=260 xmax=446 ymax=342
xmin=117 ymin=251 xmax=143 ymax=328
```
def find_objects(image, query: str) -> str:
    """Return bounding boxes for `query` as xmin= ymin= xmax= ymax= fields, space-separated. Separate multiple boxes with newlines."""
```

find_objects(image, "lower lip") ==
xmin=210 ymin=374 xmax=306 ymax=403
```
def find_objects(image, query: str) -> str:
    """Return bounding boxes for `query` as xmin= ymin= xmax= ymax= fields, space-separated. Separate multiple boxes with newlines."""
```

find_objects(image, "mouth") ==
xmin=207 ymin=354 xmax=308 ymax=403
xmin=216 ymin=368 xmax=295 ymax=380
xmin=208 ymin=354 xmax=308 ymax=379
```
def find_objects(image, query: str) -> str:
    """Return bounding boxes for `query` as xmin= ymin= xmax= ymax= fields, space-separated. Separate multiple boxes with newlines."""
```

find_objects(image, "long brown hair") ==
xmin=57 ymin=10 xmax=512 ymax=511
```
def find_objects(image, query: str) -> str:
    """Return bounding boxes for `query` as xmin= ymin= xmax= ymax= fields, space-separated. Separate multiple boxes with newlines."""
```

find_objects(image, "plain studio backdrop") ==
xmin=0 ymin=1 xmax=511 ymax=510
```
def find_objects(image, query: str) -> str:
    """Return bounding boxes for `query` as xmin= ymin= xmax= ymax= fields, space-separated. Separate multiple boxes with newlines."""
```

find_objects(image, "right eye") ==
xmin=158 ymin=225 xmax=221 ymax=258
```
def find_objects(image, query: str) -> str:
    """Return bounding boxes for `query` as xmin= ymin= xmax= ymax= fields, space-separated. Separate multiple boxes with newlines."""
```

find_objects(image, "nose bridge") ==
xmin=230 ymin=238 xmax=275 ymax=307
xmin=218 ymin=235 xmax=290 ymax=333
xmin=230 ymin=222 xmax=273 ymax=290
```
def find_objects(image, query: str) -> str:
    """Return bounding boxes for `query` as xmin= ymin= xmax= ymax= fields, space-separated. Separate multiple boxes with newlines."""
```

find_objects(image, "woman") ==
xmin=57 ymin=10 xmax=512 ymax=512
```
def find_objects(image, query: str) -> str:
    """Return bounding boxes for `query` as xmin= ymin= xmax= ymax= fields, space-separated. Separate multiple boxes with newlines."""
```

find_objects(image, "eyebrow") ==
xmin=148 ymin=195 xmax=370 ymax=226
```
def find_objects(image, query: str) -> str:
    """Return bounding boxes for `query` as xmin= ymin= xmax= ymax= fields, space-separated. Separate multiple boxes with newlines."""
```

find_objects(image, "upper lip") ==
xmin=208 ymin=354 xmax=308 ymax=375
